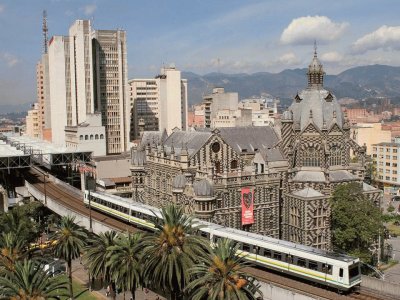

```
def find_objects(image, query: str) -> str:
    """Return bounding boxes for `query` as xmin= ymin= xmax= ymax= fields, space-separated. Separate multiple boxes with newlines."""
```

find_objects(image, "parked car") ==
xmin=392 ymin=196 xmax=400 ymax=201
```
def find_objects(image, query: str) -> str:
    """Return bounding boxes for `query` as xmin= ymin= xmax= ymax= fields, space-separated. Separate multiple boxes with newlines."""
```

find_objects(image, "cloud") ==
xmin=280 ymin=15 xmax=348 ymax=45
xmin=352 ymin=25 xmax=400 ymax=54
xmin=276 ymin=52 xmax=301 ymax=65
xmin=83 ymin=4 xmax=96 ymax=16
xmin=320 ymin=51 xmax=343 ymax=63
xmin=0 ymin=4 xmax=4 ymax=13
xmin=1 ymin=53 xmax=20 ymax=67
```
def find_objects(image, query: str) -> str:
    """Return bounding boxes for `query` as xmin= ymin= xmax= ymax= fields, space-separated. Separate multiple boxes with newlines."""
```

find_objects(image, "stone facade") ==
xmin=130 ymin=51 xmax=382 ymax=250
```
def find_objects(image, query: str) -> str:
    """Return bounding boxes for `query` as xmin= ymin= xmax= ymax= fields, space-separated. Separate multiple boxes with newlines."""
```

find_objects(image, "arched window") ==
xmin=90 ymin=135 xmax=94 ymax=140
xmin=290 ymin=206 xmax=300 ymax=227
xmin=85 ymin=135 xmax=88 ymax=140
xmin=329 ymin=145 xmax=341 ymax=166
xmin=230 ymin=160 xmax=238 ymax=170
xmin=100 ymin=134 xmax=104 ymax=139
xmin=303 ymin=147 xmax=320 ymax=167
xmin=215 ymin=161 xmax=221 ymax=174
xmin=79 ymin=135 xmax=83 ymax=141
xmin=95 ymin=134 xmax=99 ymax=140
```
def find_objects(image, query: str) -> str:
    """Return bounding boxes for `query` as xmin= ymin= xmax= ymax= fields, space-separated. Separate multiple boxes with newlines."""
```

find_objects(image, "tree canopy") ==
xmin=330 ymin=182 xmax=383 ymax=263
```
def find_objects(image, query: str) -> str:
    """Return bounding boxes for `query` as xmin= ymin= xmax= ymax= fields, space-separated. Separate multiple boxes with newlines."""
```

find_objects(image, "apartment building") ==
xmin=129 ymin=66 xmax=188 ymax=139
xmin=372 ymin=142 xmax=400 ymax=194
xmin=25 ymin=103 xmax=41 ymax=138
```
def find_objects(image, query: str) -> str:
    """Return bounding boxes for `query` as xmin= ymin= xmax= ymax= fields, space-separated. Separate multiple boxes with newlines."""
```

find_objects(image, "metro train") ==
xmin=84 ymin=190 xmax=361 ymax=291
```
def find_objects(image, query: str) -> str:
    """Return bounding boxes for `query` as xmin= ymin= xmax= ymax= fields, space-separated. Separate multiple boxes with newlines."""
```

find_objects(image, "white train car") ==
xmin=84 ymin=190 xmax=361 ymax=291
xmin=199 ymin=221 xmax=361 ymax=291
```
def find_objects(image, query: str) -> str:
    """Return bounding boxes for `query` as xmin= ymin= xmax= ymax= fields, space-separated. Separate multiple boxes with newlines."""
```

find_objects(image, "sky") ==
xmin=0 ymin=0 xmax=400 ymax=105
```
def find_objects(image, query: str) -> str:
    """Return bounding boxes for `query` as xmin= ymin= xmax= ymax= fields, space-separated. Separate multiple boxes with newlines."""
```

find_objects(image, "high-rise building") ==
xmin=36 ymin=11 xmax=51 ymax=141
xmin=47 ymin=20 xmax=129 ymax=154
xmin=92 ymin=29 xmax=129 ymax=154
xmin=25 ymin=103 xmax=41 ymax=138
xmin=129 ymin=65 xmax=188 ymax=139
xmin=202 ymin=88 xmax=238 ymax=128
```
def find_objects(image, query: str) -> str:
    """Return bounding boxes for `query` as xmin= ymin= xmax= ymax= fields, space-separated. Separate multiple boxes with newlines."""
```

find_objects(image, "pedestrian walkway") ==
xmin=71 ymin=259 xmax=165 ymax=299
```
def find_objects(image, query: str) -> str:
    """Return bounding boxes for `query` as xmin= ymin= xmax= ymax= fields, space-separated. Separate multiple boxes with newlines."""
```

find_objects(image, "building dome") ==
xmin=193 ymin=179 xmax=214 ymax=197
xmin=286 ymin=46 xmax=343 ymax=131
xmin=172 ymin=174 xmax=187 ymax=189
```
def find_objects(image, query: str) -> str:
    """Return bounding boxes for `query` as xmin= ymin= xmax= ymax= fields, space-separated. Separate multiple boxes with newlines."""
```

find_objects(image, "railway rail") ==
xmin=23 ymin=169 xmax=392 ymax=300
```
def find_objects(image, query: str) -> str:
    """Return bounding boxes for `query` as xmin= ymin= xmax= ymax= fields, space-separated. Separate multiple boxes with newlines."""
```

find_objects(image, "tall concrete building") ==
xmin=47 ymin=20 xmax=129 ymax=154
xmin=92 ymin=30 xmax=129 ymax=154
xmin=203 ymin=88 xmax=238 ymax=128
xmin=25 ymin=103 xmax=41 ymax=138
xmin=129 ymin=65 xmax=188 ymax=139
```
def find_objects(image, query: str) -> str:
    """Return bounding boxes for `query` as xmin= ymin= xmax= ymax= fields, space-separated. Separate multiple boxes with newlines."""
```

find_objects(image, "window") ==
xmin=79 ymin=135 xmax=83 ymax=140
xmin=339 ymin=268 xmax=344 ymax=278
xmin=322 ymin=263 xmax=333 ymax=275
xmin=100 ymin=134 xmax=104 ymax=139
xmin=297 ymin=258 xmax=306 ymax=268
xmin=211 ymin=142 xmax=220 ymax=153
xmin=231 ymin=160 xmax=238 ymax=169
xmin=329 ymin=145 xmax=341 ymax=166
xmin=303 ymin=147 xmax=320 ymax=167
xmin=90 ymin=135 xmax=94 ymax=140
xmin=95 ymin=134 xmax=99 ymax=140
xmin=273 ymin=252 xmax=282 ymax=261
xmin=290 ymin=207 xmax=300 ymax=227
xmin=313 ymin=207 xmax=327 ymax=228
xmin=85 ymin=135 xmax=88 ymax=140
xmin=386 ymin=176 xmax=391 ymax=180
xmin=215 ymin=161 xmax=221 ymax=174
xmin=309 ymin=260 xmax=318 ymax=271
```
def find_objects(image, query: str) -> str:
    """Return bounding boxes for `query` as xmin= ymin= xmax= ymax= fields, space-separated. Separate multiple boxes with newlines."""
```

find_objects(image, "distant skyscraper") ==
xmin=47 ymin=20 xmax=129 ymax=154
xmin=129 ymin=65 xmax=188 ymax=139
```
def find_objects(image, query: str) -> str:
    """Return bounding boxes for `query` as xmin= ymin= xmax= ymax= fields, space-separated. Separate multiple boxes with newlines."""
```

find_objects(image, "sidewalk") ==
xmin=71 ymin=259 xmax=165 ymax=300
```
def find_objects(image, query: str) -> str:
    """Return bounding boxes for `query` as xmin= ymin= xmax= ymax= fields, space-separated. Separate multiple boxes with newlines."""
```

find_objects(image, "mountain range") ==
xmin=183 ymin=65 xmax=400 ymax=107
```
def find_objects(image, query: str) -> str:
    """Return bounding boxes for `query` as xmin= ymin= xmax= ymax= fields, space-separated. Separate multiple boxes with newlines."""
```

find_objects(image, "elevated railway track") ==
xmin=23 ymin=168 xmax=396 ymax=300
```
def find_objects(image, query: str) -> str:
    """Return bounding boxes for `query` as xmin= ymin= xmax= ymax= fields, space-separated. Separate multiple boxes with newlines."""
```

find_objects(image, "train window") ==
xmin=264 ymin=250 xmax=272 ymax=258
xmin=200 ymin=231 xmax=208 ymax=238
xmin=349 ymin=265 xmax=359 ymax=278
xmin=309 ymin=261 xmax=318 ymax=271
xmin=273 ymin=252 xmax=282 ymax=261
xmin=297 ymin=258 xmax=306 ymax=268
xmin=286 ymin=255 xmax=293 ymax=264
xmin=252 ymin=246 xmax=258 ymax=254
xmin=243 ymin=244 xmax=251 ymax=252
xmin=322 ymin=263 xmax=333 ymax=275
xmin=339 ymin=268 xmax=344 ymax=278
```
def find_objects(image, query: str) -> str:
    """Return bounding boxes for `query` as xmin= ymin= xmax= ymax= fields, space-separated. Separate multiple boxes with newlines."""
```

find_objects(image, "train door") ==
xmin=338 ymin=267 xmax=344 ymax=284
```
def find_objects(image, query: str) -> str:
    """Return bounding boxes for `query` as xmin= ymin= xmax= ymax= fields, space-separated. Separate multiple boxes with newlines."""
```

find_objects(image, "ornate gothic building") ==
xmin=130 ymin=51 xmax=381 ymax=250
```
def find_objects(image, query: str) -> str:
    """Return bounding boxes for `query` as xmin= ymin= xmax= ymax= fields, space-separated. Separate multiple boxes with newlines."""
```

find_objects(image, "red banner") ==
xmin=241 ymin=187 xmax=254 ymax=225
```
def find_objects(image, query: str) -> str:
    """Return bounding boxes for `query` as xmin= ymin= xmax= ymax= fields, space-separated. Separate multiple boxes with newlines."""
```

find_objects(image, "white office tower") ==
xmin=129 ymin=65 xmax=188 ymax=139
xmin=47 ymin=20 xmax=129 ymax=155
xmin=69 ymin=20 xmax=94 ymax=125
xmin=48 ymin=36 xmax=70 ymax=147
xmin=158 ymin=65 xmax=188 ymax=134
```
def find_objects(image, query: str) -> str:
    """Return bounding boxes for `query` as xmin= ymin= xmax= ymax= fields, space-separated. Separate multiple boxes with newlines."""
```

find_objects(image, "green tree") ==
xmin=331 ymin=182 xmax=383 ymax=263
xmin=51 ymin=216 xmax=87 ymax=299
xmin=0 ymin=259 xmax=68 ymax=299
xmin=107 ymin=232 xmax=142 ymax=300
xmin=138 ymin=204 xmax=209 ymax=300
xmin=0 ymin=232 xmax=29 ymax=272
xmin=83 ymin=230 xmax=118 ymax=286
xmin=185 ymin=238 xmax=262 ymax=300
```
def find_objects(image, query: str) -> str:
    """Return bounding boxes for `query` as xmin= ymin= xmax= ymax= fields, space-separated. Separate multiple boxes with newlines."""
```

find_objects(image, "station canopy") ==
xmin=0 ymin=139 xmax=31 ymax=169
xmin=0 ymin=134 xmax=92 ymax=169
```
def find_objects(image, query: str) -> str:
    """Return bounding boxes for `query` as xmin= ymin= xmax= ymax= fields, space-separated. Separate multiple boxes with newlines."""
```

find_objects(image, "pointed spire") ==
xmin=307 ymin=41 xmax=325 ymax=88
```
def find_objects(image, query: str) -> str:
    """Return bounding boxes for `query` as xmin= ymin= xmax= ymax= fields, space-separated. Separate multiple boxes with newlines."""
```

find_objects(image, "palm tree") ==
xmin=0 ymin=259 xmax=68 ymax=299
xmin=185 ymin=238 xmax=262 ymax=300
xmin=0 ymin=232 xmax=28 ymax=272
xmin=107 ymin=232 xmax=142 ymax=300
xmin=51 ymin=216 xmax=87 ymax=299
xmin=83 ymin=230 xmax=118 ymax=287
xmin=138 ymin=204 xmax=209 ymax=300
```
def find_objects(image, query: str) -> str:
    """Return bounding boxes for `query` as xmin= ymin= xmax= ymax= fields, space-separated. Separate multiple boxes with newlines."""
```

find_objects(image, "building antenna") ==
xmin=314 ymin=39 xmax=317 ymax=57
xmin=42 ymin=10 xmax=48 ymax=54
